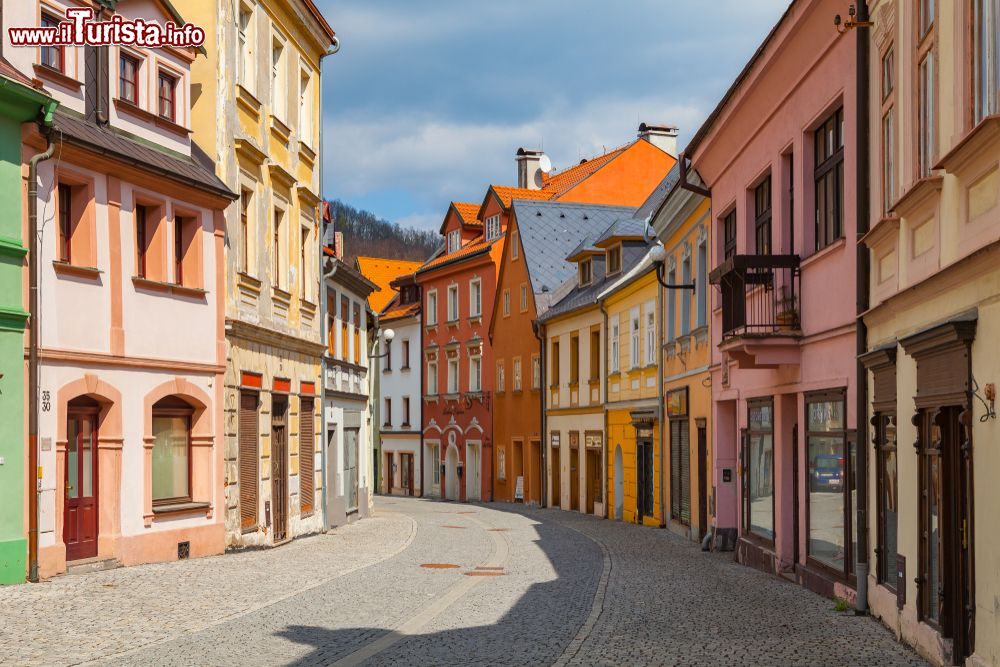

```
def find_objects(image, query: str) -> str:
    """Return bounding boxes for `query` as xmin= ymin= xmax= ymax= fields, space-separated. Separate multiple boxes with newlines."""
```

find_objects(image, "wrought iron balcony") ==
xmin=708 ymin=255 xmax=801 ymax=341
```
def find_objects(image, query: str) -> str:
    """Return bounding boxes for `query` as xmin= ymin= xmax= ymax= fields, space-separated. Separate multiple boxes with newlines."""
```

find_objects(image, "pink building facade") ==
xmin=691 ymin=0 xmax=861 ymax=600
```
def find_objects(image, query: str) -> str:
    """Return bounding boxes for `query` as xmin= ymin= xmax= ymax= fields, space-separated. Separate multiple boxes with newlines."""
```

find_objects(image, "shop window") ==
xmin=744 ymin=398 xmax=774 ymax=541
xmin=806 ymin=390 xmax=851 ymax=574
xmin=876 ymin=413 xmax=898 ymax=590
xmin=151 ymin=397 xmax=193 ymax=505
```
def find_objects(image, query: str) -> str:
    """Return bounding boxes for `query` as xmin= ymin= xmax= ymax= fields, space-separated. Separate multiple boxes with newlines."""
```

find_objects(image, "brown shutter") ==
xmin=239 ymin=391 xmax=259 ymax=530
xmin=679 ymin=419 xmax=691 ymax=524
xmin=300 ymin=397 xmax=315 ymax=515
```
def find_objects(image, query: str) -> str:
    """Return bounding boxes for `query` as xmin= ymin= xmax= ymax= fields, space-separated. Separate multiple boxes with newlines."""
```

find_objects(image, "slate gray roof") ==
xmin=634 ymin=163 xmax=681 ymax=222
xmin=540 ymin=242 xmax=650 ymax=322
xmin=511 ymin=200 xmax=634 ymax=314
xmin=595 ymin=216 xmax=648 ymax=245
xmin=52 ymin=111 xmax=235 ymax=200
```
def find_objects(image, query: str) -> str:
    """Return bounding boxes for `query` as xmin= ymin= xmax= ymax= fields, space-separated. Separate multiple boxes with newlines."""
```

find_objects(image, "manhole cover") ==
xmin=421 ymin=563 xmax=460 ymax=569
xmin=464 ymin=571 xmax=506 ymax=577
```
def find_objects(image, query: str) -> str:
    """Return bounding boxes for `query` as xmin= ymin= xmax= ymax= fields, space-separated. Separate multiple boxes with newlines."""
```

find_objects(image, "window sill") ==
xmin=469 ymin=315 xmax=483 ymax=325
xmin=444 ymin=393 xmax=461 ymax=401
xmin=298 ymin=141 xmax=317 ymax=163
xmin=53 ymin=261 xmax=102 ymax=281
xmin=152 ymin=501 xmax=209 ymax=517
xmin=800 ymin=237 xmax=846 ymax=270
xmin=270 ymin=114 xmax=291 ymax=143
xmin=889 ymin=175 xmax=943 ymax=219
xmin=33 ymin=63 xmax=81 ymax=91
xmin=237 ymin=271 xmax=262 ymax=292
xmin=133 ymin=276 xmax=207 ymax=299
xmin=400 ymin=366 xmax=411 ymax=373
xmin=236 ymin=84 xmax=262 ymax=116
xmin=446 ymin=318 xmax=460 ymax=327
xmin=934 ymin=113 xmax=1000 ymax=174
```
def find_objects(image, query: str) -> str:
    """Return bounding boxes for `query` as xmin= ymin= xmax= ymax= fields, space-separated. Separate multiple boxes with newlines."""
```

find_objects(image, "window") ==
xmin=119 ymin=54 xmax=139 ymax=105
xmin=503 ymin=289 xmax=510 ymax=316
xmin=496 ymin=360 xmax=505 ymax=392
xmin=401 ymin=339 xmax=410 ymax=369
xmin=353 ymin=303 xmax=361 ymax=364
xmin=629 ymin=307 xmax=640 ymax=369
xmin=569 ymin=334 xmax=580 ymax=385
xmin=876 ymin=413 xmax=898 ymax=591
xmin=723 ymin=210 xmax=737 ymax=260
xmin=340 ymin=296 xmax=349 ymax=361
xmin=238 ymin=3 xmax=255 ymax=91
xmin=173 ymin=217 xmax=187 ymax=286
xmin=589 ymin=330 xmax=600 ymax=381
xmin=384 ymin=397 xmax=392 ymax=426
xmin=550 ymin=341 xmax=560 ymax=386
xmin=447 ymin=284 xmax=459 ymax=322
xmin=240 ymin=189 xmax=252 ymax=274
xmin=745 ymin=399 xmax=774 ymax=541
xmin=510 ymin=230 xmax=519 ymax=259
xmin=974 ymin=0 xmax=1000 ymax=123
xmin=402 ymin=397 xmax=411 ymax=426
xmin=754 ymin=176 xmax=771 ymax=255
xmin=300 ymin=226 xmax=310 ymax=300
xmin=806 ymin=390 xmax=851 ymax=573
xmin=531 ymin=354 xmax=541 ymax=389
xmin=497 ymin=448 xmax=506 ymax=481
xmin=431 ymin=444 xmax=440 ymax=484
xmin=918 ymin=409 xmax=946 ymax=624
xmin=448 ymin=230 xmax=461 ymax=253
xmin=426 ymin=290 xmax=438 ymax=326
xmin=384 ymin=339 xmax=392 ymax=371
xmin=470 ymin=355 xmax=482 ymax=392
xmin=40 ymin=13 xmax=63 ymax=72
xmin=427 ymin=360 xmax=438 ymax=395
xmin=520 ymin=283 xmax=528 ymax=312
xmin=273 ymin=209 xmax=283 ymax=289
xmin=469 ymin=278 xmax=481 ymax=318
xmin=881 ymin=47 xmax=897 ymax=214
xmin=606 ymin=245 xmax=622 ymax=275
xmin=447 ymin=357 xmax=459 ymax=394
xmin=916 ymin=1 xmax=935 ymax=178
xmin=666 ymin=267 xmax=676 ymax=342
xmin=645 ymin=303 xmax=656 ymax=365
xmin=272 ymin=37 xmax=287 ymax=121
xmin=151 ymin=397 xmax=193 ymax=505
xmin=57 ymin=184 xmax=72 ymax=263
xmin=299 ymin=68 xmax=312 ymax=144
xmin=513 ymin=357 xmax=522 ymax=391
xmin=157 ymin=71 xmax=177 ymax=122
xmin=814 ymin=107 xmax=844 ymax=250
xmin=485 ymin=214 xmax=502 ymax=241
xmin=579 ymin=258 xmax=593 ymax=286
xmin=609 ymin=316 xmax=620 ymax=373
xmin=680 ymin=258 xmax=691 ymax=336
xmin=135 ymin=205 xmax=148 ymax=278
xmin=696 ymin=240 xmax=707 ymax=328
xmin=326 ymin=294 xmax=336 ymax=355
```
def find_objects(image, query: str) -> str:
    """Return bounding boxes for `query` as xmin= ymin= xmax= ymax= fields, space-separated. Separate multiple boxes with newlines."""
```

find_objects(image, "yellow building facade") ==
xmin=181 ymin=0 xmax=336 ymax=547
xmin=651 ymin=175 xmax=713 ymax=544
xmin=861 ymin=2 xmax=1000 ymax=665
xmin=599 ymin=223 xmax=661 ymax=527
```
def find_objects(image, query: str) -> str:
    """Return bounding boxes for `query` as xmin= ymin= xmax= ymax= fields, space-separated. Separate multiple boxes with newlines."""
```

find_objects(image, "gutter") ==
xmin=853 ymin=0 xmax=871 ymax=616
xmin=678 ymin=152 xmax=711 ymax=199
xmin=28 ymin=100 xmax=59 ymax=583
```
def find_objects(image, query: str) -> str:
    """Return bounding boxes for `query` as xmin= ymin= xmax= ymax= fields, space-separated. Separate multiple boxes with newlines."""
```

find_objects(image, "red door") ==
xmin=64 ymin=411 xmax=99 ymax=561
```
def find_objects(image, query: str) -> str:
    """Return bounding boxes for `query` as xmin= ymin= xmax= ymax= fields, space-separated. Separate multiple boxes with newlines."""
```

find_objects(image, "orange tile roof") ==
xmin=540 ymin=146 xmax=627 ymax=196
xmin=452 ymin=202 xmax=482 ymax=226
xmin=380 ymin=299 xmax=420 ymax=322
xmin=490 ymin=186 xmax=556 ymax=208
xmin=417 ymin=236 xmax=498 ymax=273
xmin=355 ymin=256 xmax=424 ymax=312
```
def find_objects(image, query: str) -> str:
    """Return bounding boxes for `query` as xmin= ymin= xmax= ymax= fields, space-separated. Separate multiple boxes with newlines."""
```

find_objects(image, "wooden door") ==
xmin=64 ymin=410 xmax=99 ymax=561
xmin=405 ymin=454 xmax=414 ymax=496
xmin=637 ymin=434 xmax=654 ymax=522
xmin=550 ymin=447 xmax=561 ymax=508
xmin=271 ymin=399 xmax=288 ymax=542
xmin=345 ymin=428 xmax=359 ymax=510
xmin=586 ymin=449 xmax=599 ymax=514
xmin=570 ymin=447 xmax=580 ymax=511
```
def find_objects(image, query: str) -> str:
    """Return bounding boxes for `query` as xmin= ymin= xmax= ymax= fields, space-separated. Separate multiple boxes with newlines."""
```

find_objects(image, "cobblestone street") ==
xmin=0 ymin=497 xmax=925 ymax=666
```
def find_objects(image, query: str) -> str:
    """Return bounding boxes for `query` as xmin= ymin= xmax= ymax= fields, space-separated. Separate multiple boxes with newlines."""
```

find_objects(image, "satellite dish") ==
xmin=538 ymin=154 xmax=552 ymax=173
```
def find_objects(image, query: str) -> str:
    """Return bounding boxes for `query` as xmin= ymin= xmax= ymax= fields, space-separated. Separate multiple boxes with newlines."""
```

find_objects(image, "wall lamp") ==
xmin=644 ymin=221 xmax=696 ymax=293
xmin=835 ymin=4 xmax=872 ymax=33
xmin=368 ymin=328 xmax=395 ymax=359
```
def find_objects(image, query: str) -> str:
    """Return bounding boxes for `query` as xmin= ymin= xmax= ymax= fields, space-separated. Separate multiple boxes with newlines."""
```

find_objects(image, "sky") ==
xmin=315 ymin=0 xmax=790 ymax=232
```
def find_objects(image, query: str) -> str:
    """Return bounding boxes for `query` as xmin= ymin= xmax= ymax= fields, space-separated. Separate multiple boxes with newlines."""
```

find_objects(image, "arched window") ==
xmin=152 ymin=396 xmax=194 ymax=505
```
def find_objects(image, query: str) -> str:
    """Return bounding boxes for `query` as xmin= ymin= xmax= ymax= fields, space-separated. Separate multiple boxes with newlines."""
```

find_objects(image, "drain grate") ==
xmin=421 ymin=563 xmax=460 ymax=569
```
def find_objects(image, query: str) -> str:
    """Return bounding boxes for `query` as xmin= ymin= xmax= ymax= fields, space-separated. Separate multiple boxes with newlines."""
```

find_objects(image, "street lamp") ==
xmin=369 ymin=328 xmax=395 ymax=359
xmin=645 ymin=224 xmax=696 ymax=294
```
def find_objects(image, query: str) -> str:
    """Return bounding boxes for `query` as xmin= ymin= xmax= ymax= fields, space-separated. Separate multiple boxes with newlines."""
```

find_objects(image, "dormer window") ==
xmin=485 ymin=214 xmax=502 ymax=241
xmin=448 ymin=230 xmax=461 ymax=253
xmin=579 ymin=258 xmax=593 ymax=286
xmin=158 ymin=71 xmax=177 ymax=122
xmin=606 ymin=245 xmax=622 ymax=275
xmin=119 ymin=54 xmax=140 ymax=105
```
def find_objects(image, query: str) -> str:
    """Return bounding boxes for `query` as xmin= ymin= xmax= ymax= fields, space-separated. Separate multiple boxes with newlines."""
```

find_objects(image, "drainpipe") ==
xmin=600 ymin=299 xmax=609 ymax=520
xmin=533 ymin=320 xmax=546 ymax=507
xmin=317 ymin=37 xmax=340 ymax=530
xmin=656 ymin=267 xmax=666 ymax=528
xmin=854 ymin=0 xmax=871 ymax=616
xmin=28 ymin=104 xmax=59 ymax=583
xmin=320 ymin=259 xmax=338 ymax=529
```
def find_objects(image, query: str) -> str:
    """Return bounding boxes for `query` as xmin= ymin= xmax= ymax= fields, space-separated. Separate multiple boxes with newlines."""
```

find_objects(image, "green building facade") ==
xmin=0 ymin=66 xmax=55 ymax=585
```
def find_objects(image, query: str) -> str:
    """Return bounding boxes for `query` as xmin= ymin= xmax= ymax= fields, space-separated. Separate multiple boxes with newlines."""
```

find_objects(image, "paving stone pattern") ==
xmin=0 ymin=498 xmax=926 ymax=666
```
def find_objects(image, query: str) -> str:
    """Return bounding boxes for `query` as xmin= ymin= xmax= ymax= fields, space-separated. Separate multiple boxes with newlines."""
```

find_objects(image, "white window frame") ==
xmin=469 ymin=278 xmax=482 ymax=318
xmin=298 ymin=62 xmax=313 ymax=148
xmin=497 ymin=360 xmax=505 ymax=392
xmin=469 ymin=354 xmax=482 ymax=392
xmin=645 ymin=301 xmax=656 ymax=365
xmin=447 ymin=284 xmax=459 ymax=322
xmin=237 ymin=1 xmax=256 ymax=93
xmin=519 ymin=284 xmax=528 ymax=312
xmin=503 ymin=289 xmax=510 ymax=316
xmin=448 ymin=229 xmax=461 ymax=253
xmin=510 ymin=230 xmax=519 ymax=259
xmin=485 ymin=214 xmax=502 ymax=241
xmin=513 ymin=357 xmax=522 ymax=392
xmin=271 ymin=31 xmax=288 ymax=122
xmin=427 ymin=360 xmax=438 ymax=396
xmin=447 ymin=356 xmax=460 ymax=394
xmin=610 ymin=316 xmax=620 ymax=373
xmin=497 ymin=448 xmax=506 ymax=481
xmin=426 ymin=289 xmax=438 ymax=326
xmin=531 ymin=354 xmax=541 ymax=389
xmin=630 ymin=307 xmax=641 ymax=369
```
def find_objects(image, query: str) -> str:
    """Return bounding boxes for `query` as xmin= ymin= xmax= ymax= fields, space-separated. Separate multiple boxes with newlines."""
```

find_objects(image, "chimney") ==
xmin=516 ymin=148 xmax=544 ymax=190
xmin=638 ymin=123 xmax=679 ymax=157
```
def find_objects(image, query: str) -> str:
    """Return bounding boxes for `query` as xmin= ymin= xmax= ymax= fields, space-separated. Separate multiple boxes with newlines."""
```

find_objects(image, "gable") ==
xmin=558 ymin=140 xmax=675 ymax=208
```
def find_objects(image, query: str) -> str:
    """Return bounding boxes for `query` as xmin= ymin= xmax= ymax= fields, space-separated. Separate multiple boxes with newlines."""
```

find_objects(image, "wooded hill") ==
xmin=327 ymin=199 xmax=439 ymax=264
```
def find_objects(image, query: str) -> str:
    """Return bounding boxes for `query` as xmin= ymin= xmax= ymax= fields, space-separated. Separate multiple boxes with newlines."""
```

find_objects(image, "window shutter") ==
xmin=299 ymin=397 xmax=315 ymax=514
xmin=239 ymin=391 xmax=259 ymax=530
xmin=670 ymin=420 xmax=681 ymax=519
xmin=679 ymin=419 xmax=691 ymax=524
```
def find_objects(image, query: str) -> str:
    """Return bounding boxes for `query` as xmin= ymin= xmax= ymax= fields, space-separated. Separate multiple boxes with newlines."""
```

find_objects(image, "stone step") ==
xmin=65 ymin=557 xmax=122 ymax=576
